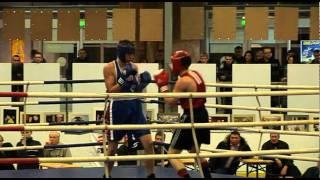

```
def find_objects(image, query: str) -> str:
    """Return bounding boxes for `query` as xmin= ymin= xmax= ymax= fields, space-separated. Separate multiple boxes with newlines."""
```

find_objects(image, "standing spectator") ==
xmin=208 ymin=131 xmax=252 ymax=175
xmin=217 ymin=55 xmax=233 ymax=114
xmin=281 ymin=55 xmax=297 ymax=82
xmin=233 ymin=46 xmax=244 ymax=64
xmin=0 ymin=135 xmax=16 ymax=170
xmin=243 ymin=50 xmax=254 ymax=64
xmin=263 ymin=47 xmax=281 ymax=82
xmin=16 ymin=131 xmax=43 ymax=169
xmin=11 ymin=55 xmax=24 ymax=103
xmin=254 ymin=48 xmax=265 ymax=63
xmin=263 ymin=47 xmax=281 ymax=110
xmin=44 ymin=131 xmax=72 ymax=158
xmin=310 ymin=49 xmax=320 ymax=64
xmin=66 ymin=48 xmax=89 ymax=80
xmin=197 ymin=52 xmax=209 ymax=64
xmin=153 ymin=49 xmax=164 ymax=69
xmin=261 ymin=133 xmax=301 ymax=178
xmin=31 ymin=51 xmax=46 ymax=63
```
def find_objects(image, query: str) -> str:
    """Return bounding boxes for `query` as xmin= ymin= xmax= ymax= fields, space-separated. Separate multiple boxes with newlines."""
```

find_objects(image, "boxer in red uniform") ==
xmin=154 ymin=50 xmax=211 ymax=178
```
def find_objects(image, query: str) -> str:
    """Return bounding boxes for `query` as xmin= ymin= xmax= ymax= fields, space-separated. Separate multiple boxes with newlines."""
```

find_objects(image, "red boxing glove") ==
xmin=153 ymin=69 xmax=169 ymax=92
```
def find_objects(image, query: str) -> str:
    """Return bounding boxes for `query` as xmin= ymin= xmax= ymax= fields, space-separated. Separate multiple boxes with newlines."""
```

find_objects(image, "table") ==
xmin=240 ymin=158 xmax=274 ymax=178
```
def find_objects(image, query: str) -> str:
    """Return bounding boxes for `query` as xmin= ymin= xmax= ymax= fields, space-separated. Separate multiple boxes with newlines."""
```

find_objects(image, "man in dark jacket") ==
xmin=261 ymin=133 xmax=301 ymax=178
xmin=208 ymin=131 xmax=252 ymax=175
xmin=16 ymin=131 xmax=43 ymax=169
xmin=0 ymin=135 xmax=16 ymax=170
xmin=66 ymin=48 xmax=90 ymax=80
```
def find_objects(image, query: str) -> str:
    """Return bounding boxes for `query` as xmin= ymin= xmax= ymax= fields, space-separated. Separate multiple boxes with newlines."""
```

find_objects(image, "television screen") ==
xmin=300 ymin=40 xmax=320 ymax=63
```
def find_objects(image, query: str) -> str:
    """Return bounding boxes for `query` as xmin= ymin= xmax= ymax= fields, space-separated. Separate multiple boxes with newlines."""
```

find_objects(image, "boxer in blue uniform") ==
xmin=103 ymin=40 xmax=155 ymax=178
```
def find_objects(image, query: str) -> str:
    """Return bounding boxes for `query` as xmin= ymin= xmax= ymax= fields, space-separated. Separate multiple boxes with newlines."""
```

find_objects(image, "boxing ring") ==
xmin=0 ymin=79 xmax=319 ymax=178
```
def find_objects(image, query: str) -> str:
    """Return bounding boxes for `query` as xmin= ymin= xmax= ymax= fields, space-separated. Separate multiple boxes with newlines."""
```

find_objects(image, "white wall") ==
xmin=232 ymin=64 xmax=271 ymax=118
xmin=288 ymin=64 xmax=320 ymax=115
xmin=0 ymin=63 xmax=11 ymax=104
xmin=24 ymin=63 xmax=60 ymax=114
xmin=72 ymin=63 xmax=107 ymax=118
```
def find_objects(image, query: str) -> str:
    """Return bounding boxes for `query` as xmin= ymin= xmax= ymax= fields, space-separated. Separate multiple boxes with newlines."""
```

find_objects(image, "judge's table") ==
xmin=239 ymin=157 xmax=273 ymax=178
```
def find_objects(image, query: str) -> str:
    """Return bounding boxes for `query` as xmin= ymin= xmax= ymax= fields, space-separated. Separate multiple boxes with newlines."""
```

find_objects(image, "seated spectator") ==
xmin=208 ymin=131 xmax=251 ymax=175
xmin=31 ymin=50 xmax=46 ymax=63
xmin=0 ymin=135 xmax=16 ymax=170
xmin=153 ymin=131 xmax=170 ymax=166
xmin=55 ymin=114 xmax=64 ymax=123
xmin=197 ymin=52 xmax=209 ymax=64
xmin=116 ymin=135 xmax=138 ymax=166
xmin=261 ymin=133 xmax=301 ymax=178
xmin=302 ymin=163 xmax=319 ymax=178
xmin=16 ymin=131 xmax=43 ymax=169
xmin=43 ymin=131 xmax=72 ymax=158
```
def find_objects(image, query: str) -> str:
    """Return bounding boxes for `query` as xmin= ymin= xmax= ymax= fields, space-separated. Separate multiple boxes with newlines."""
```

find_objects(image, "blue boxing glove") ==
xmin=117 ymin=63 xmax=138 ymax=92
xmin=135 ymin=71 xmax=152 ymax=92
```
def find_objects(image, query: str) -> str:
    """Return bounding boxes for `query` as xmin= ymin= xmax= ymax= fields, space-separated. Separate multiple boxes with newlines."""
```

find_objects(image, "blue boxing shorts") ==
xmin=106 ymin=99 xmax=150 ymax=141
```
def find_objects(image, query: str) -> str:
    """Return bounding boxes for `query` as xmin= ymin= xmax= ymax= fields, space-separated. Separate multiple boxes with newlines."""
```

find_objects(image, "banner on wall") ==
xmin=300 ymin=40 xmax=320 ymax=63
xmin=11 ymin=39 xmax=25 ymax=62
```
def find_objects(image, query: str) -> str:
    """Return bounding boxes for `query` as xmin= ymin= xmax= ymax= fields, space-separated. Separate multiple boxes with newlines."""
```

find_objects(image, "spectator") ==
xmin=254 ymin=48 xmax=264 ymax=63
xmin=197 ymin=52 xmax=209 ymax=64
xmin=208 ymin=131 xmax=251 ymax=175
xmin=153 ymin=49 xmax=164 ymax=69
xmin=11 ymin=55 xmax=24 ymax=103
xmin=67 ymin=48 xmax=89 ymax=80
xmin=310 ymin=49 xmax=320 ymax=64
xmin=302 ymin=163 xmax=319 ymax=178
xmin=281 ymin=55 xmax=297 ymax=82
xmin=16 ymin=131 xmax=43 ymax=169
xmin=286 ymin=50 xmax=298 ymax=63
xmin=243 ymin=50 xmax=254 ymax=64
xmin=263 ymin=47 xmax=281 ymax=82
xmin=31 ymin=51 xmax=46 ymax=63
xmin=55 ymin=114 xmax=64 ymax=123
xmin=217 ymin=55 xmax=233 ymax=114
xmin=0 ymin=135 xmax=16 ymax=170
xmin=116 ymin=135 xmax=138 ymax=166
xmin=233 ymin=46 xmax=244 ymax=64
xmin=153 ymin=131 xmax=170 ymax=166
xmin=261 ymin=133 xmax=301 ymax=178
xmin=44 ymin=131 xmax=72 ymax=158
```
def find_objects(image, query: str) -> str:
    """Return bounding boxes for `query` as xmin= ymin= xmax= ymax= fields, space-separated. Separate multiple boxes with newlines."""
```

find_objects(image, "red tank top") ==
xmin=180 ymin=70 xmax=206 ymax=109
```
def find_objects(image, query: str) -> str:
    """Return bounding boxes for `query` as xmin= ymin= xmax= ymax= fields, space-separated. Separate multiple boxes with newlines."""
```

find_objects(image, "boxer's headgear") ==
xmin=171 ymin=50 xmax=191 ymax=74
xmin=117 ymin=40 xmax=135 ymax=62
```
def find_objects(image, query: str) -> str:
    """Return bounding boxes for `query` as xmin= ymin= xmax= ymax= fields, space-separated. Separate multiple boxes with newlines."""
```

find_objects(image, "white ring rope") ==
xmin=22 ymin=90 xmax=320 ymax=98
xmin=201 ymin=148 xmax=320 ymax=162
xmin=32 ymin=148 xmax=319 ymax=163
xmin=11 ymin=120 xmax=317 ymax=131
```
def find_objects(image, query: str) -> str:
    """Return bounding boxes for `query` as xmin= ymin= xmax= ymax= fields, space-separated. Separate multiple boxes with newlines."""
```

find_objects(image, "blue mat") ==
xmin=0 ymin=166 xmax=241 ymax=178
